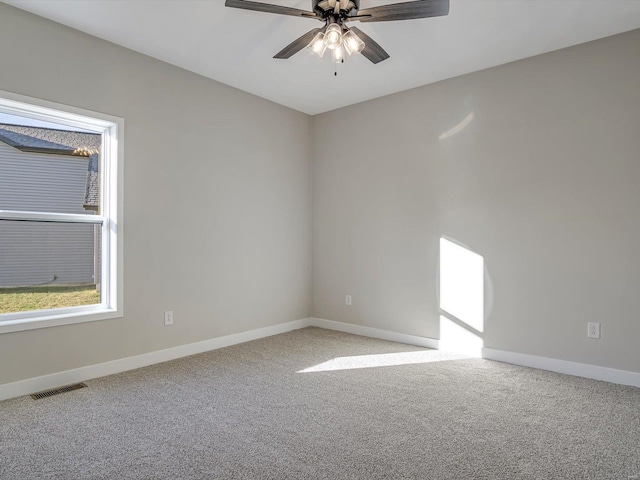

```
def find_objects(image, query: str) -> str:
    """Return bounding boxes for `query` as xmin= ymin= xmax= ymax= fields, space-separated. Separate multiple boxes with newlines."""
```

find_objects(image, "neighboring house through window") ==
xmin=0 ymin=126 xmax=101 ymax=288
xmin=0 ymin=91 xmax=123 ymax=333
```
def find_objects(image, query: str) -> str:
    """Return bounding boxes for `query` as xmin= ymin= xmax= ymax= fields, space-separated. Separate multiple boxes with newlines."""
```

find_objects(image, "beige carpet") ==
xmin=1 ymin=327 xmax=639 ymax=479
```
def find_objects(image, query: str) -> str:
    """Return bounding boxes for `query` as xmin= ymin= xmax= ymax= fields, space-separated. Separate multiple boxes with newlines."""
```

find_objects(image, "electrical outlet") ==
xmin=345 ymin=295 xmax=352 ymax=306
xmin=587 ymin=322 xmax=600 ymax=339
xmin=164 ymin=311 xmax=174 ymax=326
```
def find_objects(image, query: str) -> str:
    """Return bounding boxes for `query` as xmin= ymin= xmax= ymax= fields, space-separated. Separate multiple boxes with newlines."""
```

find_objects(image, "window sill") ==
xmin=0 ymin=306 xmax=122 ymax=334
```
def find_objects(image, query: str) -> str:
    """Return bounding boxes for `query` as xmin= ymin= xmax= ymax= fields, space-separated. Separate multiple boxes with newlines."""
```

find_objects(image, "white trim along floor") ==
xmin=1 ymin=317 xmax=638 ymax=402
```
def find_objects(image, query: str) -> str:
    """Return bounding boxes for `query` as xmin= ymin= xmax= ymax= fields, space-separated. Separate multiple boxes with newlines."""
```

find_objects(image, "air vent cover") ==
xmin=31 ymin=383 xmax=87 ymax=400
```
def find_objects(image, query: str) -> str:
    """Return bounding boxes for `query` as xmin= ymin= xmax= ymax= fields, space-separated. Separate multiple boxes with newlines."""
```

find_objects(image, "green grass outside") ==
xmin=0 ymin=285 xmax=100 ymax=314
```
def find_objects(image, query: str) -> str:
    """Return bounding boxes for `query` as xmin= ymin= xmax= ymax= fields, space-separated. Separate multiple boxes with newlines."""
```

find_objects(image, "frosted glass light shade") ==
xmin=307 ymin=32 xmax=327 ymax=57
xmin=331 ymin=45 xmax=345 ymax=63
xmin=324 ymin=24 xmax=342 ymax=50
xmin=343 ymin=30 xmax=365 ymax=55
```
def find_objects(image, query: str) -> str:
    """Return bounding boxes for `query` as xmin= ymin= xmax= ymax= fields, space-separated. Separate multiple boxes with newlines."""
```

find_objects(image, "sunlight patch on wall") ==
xmin=438 ymin=112 xmax=475 ymax=140
xmin=439 ymin=315 xmax=483 ymax=357
xmin=439 ymin=237 xmax=484 ymax=332
xmin=439 ymin=237 xmax=484 ymax=357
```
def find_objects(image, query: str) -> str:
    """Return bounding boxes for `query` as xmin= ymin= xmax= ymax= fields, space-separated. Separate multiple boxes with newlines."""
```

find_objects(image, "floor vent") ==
xmin=31 ymin=383 xmax=87 ymax=400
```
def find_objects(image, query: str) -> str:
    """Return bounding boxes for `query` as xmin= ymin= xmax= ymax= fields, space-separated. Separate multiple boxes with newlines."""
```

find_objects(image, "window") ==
xmin=0 ymin=91 xmax=123 ymax=333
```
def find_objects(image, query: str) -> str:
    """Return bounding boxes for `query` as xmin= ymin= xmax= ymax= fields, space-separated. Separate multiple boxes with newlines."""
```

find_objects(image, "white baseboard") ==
xmin=0 ymin=318 xmax=312 ymax=402
xmin=308 ymin=317 xmax=439 ymax=350
xmin=4 ymin=317 xmax=638 ymax=402
xmin=482 ymin=347 xmax=640 ymax=388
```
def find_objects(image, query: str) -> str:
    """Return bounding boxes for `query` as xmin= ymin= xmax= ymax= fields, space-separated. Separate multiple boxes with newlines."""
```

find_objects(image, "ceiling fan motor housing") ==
xmin=314 ymin=0 xmax=360 ymax=18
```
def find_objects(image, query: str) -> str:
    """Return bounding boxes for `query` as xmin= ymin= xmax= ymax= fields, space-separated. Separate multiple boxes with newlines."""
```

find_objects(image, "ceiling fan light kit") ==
xmin=307 ymin=24 xmax=364 ymax=64
xmin=225 ymin=0 xmax=450 ymax=67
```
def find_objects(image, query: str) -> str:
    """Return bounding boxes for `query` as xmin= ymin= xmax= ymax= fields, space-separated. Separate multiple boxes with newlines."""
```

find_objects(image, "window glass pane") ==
xmin=0 ymin=113 xmax=101 ymax=214
xmin=0 ymin=220 xmax=101 ymax=314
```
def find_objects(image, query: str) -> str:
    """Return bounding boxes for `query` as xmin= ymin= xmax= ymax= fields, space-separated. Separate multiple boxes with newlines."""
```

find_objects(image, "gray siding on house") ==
xmin=0 ymin=141 xmax=90 ymax=214
xmin=0 ymin=141 xmax=95 ymax=286
xmin=0 ymin=221 xmax=95 ymax=286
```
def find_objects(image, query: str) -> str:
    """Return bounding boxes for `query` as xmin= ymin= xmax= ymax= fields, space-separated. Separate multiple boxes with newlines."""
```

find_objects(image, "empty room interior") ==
xmin=1 ymin=1 xmax=640 ymax=478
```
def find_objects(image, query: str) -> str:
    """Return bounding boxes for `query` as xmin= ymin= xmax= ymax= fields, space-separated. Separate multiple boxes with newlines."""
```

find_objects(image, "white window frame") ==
xmin=0 ymin=90 xmax=123 ymax=334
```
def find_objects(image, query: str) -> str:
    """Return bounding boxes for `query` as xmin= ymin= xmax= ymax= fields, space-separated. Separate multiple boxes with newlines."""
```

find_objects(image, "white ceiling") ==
xmin=4 ymin=0 xmax=640 ymax=115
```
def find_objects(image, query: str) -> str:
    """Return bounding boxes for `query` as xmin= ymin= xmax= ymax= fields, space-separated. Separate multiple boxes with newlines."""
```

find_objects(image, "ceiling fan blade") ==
xmin=225 ymin=0 xmax=319 ymax=19
xmin=349 ymin=27 xmax=390 ymax=64
xmin=274 ymin=28 xmax=323 ymax=59
xmin=357 ymin=0 xmax=449 ymax=22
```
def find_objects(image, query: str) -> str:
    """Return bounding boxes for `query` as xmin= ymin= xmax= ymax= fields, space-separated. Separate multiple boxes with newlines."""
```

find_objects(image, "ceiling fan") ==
xmin=224 ymin=0 xmax=450 ymax=65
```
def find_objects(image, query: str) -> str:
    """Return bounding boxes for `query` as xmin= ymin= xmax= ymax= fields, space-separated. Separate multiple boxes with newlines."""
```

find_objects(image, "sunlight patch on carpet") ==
xmin=297 ymin=349 xmax=470 ymax=373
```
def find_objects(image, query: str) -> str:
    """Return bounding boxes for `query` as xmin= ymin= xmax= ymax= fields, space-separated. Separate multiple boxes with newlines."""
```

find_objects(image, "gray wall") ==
xmin=1 ymin=2 xmax=638 ymax=386
xmin=312 ymin=29 xmax=640 ymax=373
xmin=0 ymin=3 xmax=312 ymax=384
xmin=0 ymin=142 xmax=94 ymax=286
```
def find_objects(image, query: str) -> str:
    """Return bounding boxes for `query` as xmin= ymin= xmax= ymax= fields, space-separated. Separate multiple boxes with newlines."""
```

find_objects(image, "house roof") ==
xmin=0 ymin=123 xmax=101 ymax=151
xmin=0 ymin=124 xmax=101 ymax=210
xmin=0 ymin=128 xmax=75 ymax=155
